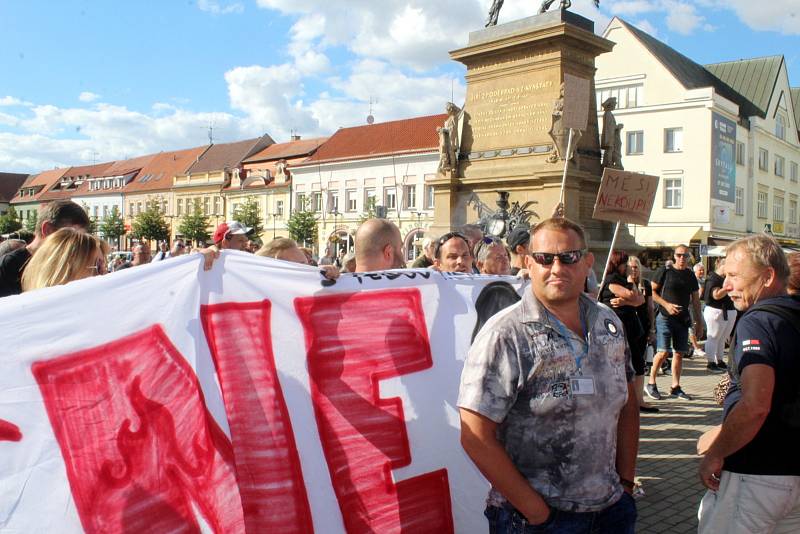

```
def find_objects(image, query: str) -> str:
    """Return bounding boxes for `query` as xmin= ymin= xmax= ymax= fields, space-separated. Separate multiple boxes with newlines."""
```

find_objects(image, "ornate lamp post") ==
xmin=272 ymin=213 xmax=278 ymax=238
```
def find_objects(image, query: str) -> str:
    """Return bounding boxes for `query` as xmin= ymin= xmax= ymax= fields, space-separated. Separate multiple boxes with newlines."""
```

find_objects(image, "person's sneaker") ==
xmin=716 ymin=361 xmax=728 ymax=370
xmin=670 ymin=386 xmax=693 ymax=400
xmin=694 ymin=348 xmax=707 ymax=357
xmin=645 ymin=383 xmax=662 ymax=400
xmin=706 ymin=362 xmax=725 ymax=373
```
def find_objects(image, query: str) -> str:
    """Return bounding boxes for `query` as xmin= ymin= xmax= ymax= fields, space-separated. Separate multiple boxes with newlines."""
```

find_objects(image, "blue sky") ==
xmin=0 ymin=0 xmax=797 ymax=173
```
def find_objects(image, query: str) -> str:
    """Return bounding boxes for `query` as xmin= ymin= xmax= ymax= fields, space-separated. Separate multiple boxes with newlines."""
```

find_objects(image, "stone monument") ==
xmin=430 ymin=9 xmax=617 ymax=253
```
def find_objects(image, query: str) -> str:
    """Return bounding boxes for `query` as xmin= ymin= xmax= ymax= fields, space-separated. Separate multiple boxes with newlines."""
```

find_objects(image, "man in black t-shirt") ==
xmin=0 ymin=200 xmax=91 ymax=298
xmin=645 ymin=245 xmax=703 ymax=401
xmin=698 ymin=235 xmax=800 ymax=532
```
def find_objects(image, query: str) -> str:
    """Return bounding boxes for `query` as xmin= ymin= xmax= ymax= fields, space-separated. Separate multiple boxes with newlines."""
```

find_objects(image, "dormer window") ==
xmin=776 ymin=114 xmax=786 ymax=140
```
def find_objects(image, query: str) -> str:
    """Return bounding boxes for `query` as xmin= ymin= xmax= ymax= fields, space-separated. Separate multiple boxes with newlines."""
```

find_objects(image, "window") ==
xmin=364 ymin=188 xmax=376 ymax=208
xmin=404 ymin=185 xmax=416 ymax=209
xmin=759 ymin=148 xmax=769 ymax=171
xmin=128 ymin=202 xmax=134 ymax=216
xmin=177 ymin=198 xmax=184 ymax=216
xmin=296 ymin=193 xmax=306 ymax=210
xmin=384 ymin=187 xmax=397 ymax=210
xmin=136 ymin=202 xmax=143 ymax=215
xmin=776 ymin=114 xmax=786 ymax=140
xmin=103 ymin=205 xmax=108 ymax=218
xmin=93 ymin=206 xmax=99 ymax=218
xmin=203 ymin=197 xmax=210 ymax=216
xmin=792 ymin=162 xmax=799 ymax=183
xmin=329 ymin=191 xmax=339 ymax=213
xmin=757 ymin=190 xmax=768 ymax=219
xmin=626 ymin=131 xmax=643 ymax=155
xmin=774 ymin=194 xmax=784 ymax=222
xmin=664 ymin=178 xmax=682 ymax=208
xmin=790 ymin=198 xmax=798 ymax=225
xmin=346 ymin=189 xmax=357 ymax=212
xmin=595 ymin=84 xmax=644 ymax=110
xmin=736 ymin=142 xmax=745 ymax=166
xmin=276 ymin=200 xmax=284 ymax=217
xmin=664 ymin=128 xmax=683 ymax=153
xmin=213 ymin=197 xmax=221 ymax=215
xmin=775 ymin=155 xmax=785 ymax=177
xmin=735 ymin=187 xmax=744 ymax=216
xmin=161 ymin=199 xmax=168 ymax=214
xmin=426 ymin=185 xmax=435 ymax=209
xmin=312 ymin=192 xmax=323 ymax=212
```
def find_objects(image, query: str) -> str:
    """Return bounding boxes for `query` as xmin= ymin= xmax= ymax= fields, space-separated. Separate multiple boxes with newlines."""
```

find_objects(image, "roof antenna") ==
xmin=91 ymin=150 xmax=99 ymax=164
xmin=367 ymin=96 xmax=376 ymax=125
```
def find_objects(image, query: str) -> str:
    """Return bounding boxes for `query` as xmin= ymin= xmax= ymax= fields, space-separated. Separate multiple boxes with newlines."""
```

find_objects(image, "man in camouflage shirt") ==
xmin=458 ymin=218 xmax=639 ymax=533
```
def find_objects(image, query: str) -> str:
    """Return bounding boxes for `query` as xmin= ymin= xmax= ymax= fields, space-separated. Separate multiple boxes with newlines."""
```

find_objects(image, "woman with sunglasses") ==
xmin=21 ymin=227 xmax=109 ymax=291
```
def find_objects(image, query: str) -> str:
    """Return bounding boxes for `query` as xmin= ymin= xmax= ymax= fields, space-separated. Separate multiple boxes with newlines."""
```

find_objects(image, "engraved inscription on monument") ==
xmin=468 ymin=76 xmax=557 ymax=150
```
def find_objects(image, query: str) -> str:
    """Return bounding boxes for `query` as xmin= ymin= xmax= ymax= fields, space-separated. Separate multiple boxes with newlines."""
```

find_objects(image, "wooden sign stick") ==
xmin=559 ymin=128 xmax=574 ymax=206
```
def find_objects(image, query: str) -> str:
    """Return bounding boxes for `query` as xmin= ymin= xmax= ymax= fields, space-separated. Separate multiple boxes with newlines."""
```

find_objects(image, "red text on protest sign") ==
xmin=296 ymin=289 xmax=453 ymax=534
xmin=201 ymin=300 xmax=313 ymax=533
xmin=32 ymin=326 xmax=245 ymax=534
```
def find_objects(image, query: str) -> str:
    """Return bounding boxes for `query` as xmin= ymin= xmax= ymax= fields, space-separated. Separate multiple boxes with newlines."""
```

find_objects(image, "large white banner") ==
xmin=0 ymin=251 xmax=524 ymax=533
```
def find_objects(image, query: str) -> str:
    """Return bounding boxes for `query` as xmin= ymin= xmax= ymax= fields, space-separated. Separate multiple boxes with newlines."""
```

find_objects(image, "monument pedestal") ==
xmin=431 ymin=10 xmax=624 ymax=254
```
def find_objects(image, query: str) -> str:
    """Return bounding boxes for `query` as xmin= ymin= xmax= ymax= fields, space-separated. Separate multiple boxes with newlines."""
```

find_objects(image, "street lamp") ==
xmin=272 ymin=213 xmax=278 ymax=238
xmin=414 ymin=211 xmax=423 ymax=228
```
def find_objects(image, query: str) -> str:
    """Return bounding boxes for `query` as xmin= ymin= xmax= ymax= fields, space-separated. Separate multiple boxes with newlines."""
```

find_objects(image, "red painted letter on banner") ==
xmin=202 ymin=301 xmax=313 ymax=533
xmin=32 ymin=325 xmax=245 ymax=534
xmin=295 ymin=289 xmax=453 ymax=534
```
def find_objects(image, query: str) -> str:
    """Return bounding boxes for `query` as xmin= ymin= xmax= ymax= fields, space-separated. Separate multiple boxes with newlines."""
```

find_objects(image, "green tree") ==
xmin=357 ymin=196 xmax=378 ymax=225
xmin=100 ymin=206 xmax=126 ymax=246
xmin=24 ymin=210 xmax=38 ymax=233
xmin=233 ymin=196 xmax=264 ymax=244
xmin=131 ymin=200 xmax=169 ymax=243
xmin=286 ymin=199 xmax=318 ymax=248
xmin=0 ymin=206 xmax=22 ymax=234
xmin=178 ymin=204 xmax=210 ymax=246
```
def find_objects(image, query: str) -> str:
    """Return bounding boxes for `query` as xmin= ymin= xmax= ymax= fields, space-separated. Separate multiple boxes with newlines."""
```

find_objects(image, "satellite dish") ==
xmin=367 ymin=114 xmax=375 ymax=125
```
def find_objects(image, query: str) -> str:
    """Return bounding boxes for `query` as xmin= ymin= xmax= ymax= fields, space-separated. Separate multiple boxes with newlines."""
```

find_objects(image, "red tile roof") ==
xmin=243 ymin=137 xmax=328 ymax=163
xmin=40 ymin=161 xmax=116 ymax=201
xmin=125 ymin=146 xmax=210 ymax=193
xmin=300 ymin=114 xmax=445 ymax=166
xmin=0 ymin=172 xmax=30 ymax=203
xmin=99 ymin=154 xmax=157 ymax=178
xmin=11 ymin=167 xmax=69 ymax=204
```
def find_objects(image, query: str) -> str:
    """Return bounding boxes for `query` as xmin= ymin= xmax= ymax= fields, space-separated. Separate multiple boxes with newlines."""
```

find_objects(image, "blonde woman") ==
xmin=628 ymin=255 xmax=658 ymax=413
xmin=21 ymin=227 xmax=108 ymax=291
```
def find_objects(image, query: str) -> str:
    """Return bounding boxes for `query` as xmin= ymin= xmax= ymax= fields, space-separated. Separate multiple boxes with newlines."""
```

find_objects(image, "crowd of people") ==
xmin=1 ymin=199 xmax=799 ymax=532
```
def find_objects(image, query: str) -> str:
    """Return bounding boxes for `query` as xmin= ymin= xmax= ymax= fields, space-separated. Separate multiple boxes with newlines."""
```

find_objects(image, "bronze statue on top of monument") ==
xmin=486 ymin=0 xmax=600 ymax=27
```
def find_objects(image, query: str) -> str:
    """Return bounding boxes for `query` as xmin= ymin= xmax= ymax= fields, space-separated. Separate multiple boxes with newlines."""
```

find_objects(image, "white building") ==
xmin=291 ymin=114 xmax=444 ymax=261
xmin=596 ymin=18 xmax=800 ymax=266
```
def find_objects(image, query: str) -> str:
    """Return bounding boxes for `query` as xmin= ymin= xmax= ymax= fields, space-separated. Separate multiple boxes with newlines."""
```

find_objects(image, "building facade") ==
xmin=596 ymin=18 xmax=800 ymax=267
xmin=291 ymin=116 xmax=442 ymax=260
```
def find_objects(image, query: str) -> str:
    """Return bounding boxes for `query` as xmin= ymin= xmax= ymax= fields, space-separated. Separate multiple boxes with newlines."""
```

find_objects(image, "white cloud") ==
xmin=632 ymin=18 xmax=659 ymax=37
xmin=0 ymin=96 xmax=32 ymax=107
xmin=607 ymin=0 xmax=660 ymax=16
xmin=664 ymin=1 xmax=703 ymax=34
xmin=78 ymin=91 xmax=101 ymax=103
xmin=197 ymin=0 xmax=244 ymax=15
xmin=719 ymin=0 xmax=799 ymax=35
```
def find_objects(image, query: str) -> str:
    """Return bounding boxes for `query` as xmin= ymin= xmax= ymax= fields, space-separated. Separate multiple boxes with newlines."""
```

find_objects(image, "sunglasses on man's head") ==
xmin=530 ymin=249 xmax=586 ymax=266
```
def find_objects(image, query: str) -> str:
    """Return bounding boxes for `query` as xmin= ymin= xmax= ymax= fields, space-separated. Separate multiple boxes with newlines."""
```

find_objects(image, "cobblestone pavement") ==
xmin=636 ymin=354 xmax=725 ymax=533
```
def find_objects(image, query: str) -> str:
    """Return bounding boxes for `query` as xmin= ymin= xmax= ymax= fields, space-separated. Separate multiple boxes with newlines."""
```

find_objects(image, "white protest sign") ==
xmin=592 ymin=168 xmax=660 ymax=226
xmin=0 ymin=252 xmax=526 ymax=533
xmin=562 ymin=73 xmax=591 ymax=131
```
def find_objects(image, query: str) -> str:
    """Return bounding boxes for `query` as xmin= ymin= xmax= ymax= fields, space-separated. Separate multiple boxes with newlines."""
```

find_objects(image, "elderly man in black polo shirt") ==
xmin=698 ymin=234 xmax=800 ymax=532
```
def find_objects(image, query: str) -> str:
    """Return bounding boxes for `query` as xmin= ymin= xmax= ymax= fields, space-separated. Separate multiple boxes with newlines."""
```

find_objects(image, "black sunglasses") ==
xmin=434 ymin=232 xmax=470 ymax=259
xmin=674 ymin=253 xmax=688 ymax=258
xmin=530 ymin=249 xmax=586 ymax=266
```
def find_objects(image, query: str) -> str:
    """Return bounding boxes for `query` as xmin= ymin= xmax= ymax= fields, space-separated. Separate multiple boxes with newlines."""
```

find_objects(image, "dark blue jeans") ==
xmin=484 ymin=493 xmax=636 ymax=533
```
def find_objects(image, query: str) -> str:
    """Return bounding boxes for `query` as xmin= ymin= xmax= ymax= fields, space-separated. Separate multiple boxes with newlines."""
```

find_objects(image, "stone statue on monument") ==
xmin=444 ymin=102 xmax=463 ymax=169
xmin=538 ymin=0 xmax=599 ymax=14
xmin=547 ymin=82 xmax=582 ymax=163
xmin=437 ymin=126 xmax=453 ymax=175
xmin=485 ymin=0 xmax=504 ymax=27
xmin=601 ymin=97 xmax=623 ymax=169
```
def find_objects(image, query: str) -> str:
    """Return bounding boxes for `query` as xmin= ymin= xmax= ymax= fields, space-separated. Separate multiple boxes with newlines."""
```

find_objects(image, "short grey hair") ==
xmin=475 ymin=238 xmax=508 ymax=264
xmin=693 ymin=263 xmax=705 ymax=273
xmin=727 ymin=234 xmax=789 ymax=285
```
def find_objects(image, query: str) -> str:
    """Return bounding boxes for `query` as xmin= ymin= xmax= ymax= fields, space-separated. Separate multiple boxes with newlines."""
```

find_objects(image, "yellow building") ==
xmin=171 ymin=136 xmax=273 ymax=244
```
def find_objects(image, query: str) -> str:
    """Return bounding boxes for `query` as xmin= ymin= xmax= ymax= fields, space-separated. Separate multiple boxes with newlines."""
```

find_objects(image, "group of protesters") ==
xmin=1 ymin=198 xmax=799 ymax=533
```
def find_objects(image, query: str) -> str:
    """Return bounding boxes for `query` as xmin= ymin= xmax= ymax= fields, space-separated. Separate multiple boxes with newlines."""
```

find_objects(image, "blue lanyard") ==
xmin=551 ymin=308 xmax=590 ymax=373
